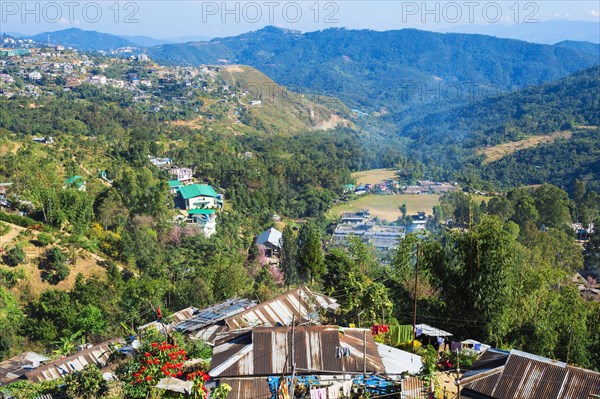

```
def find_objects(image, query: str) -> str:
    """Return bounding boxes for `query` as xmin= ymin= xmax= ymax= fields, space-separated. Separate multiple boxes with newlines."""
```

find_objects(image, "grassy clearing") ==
xmin=330 ymin=194 xmax=441 ymax=222
xmin=0 ymin=221 xmax=106 ymax=296
xmin=330 ymin=193 xmax=492 ymax=222
xmin=351 ymin=169 xmax=398 ymax=186
xmin=477 ymin=131 xmax=573 ymax=165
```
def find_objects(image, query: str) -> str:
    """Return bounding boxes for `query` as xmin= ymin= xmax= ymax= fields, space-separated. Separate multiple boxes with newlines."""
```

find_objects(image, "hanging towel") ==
xmin=342 ymin=381 xmax=353 ymax=397
xmin=310 ymin=388 xmax=320 ymax=399
xmin=379 ymin=324 xmax=389 ymax=334
xmin=343 ymin=347 xmax=351 ymax=357
xmin=416 ymin=327 xmax=423 ymax=337
xmin=317 ymin=387 xmax=327 ymax=399
xmin=437 ymin=336 xmax=445 ymax=345
xmin=327 ymin=382 xmax=341 ymax=399
xmin=474 ymin=343 xmax=482 ymax=351
xmin=371 ymin=325 xmax=379 ymax=335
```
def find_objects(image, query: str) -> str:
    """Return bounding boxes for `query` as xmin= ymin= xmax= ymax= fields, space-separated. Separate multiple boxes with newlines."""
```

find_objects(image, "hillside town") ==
xmin=1 ymin=19 xmax=600 ymax=399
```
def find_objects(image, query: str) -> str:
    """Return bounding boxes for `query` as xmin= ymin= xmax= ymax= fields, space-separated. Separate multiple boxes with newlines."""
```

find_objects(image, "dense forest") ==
xmin=393 ymin=66 xmax=600 ymax=191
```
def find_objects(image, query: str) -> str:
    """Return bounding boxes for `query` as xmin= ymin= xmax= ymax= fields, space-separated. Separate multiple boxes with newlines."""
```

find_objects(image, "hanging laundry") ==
xmin=450 ymin=341 xmax=461 ymax=352
xmin=278 ymin=378 xmax=290 ymax=399
xmin=342 ymin=381 xmax=353 ymax=397
xmin=317 ymin=387 xmax=327 ymax=399
xmin=310 ymin=388 xmax=320 ymax=399
xmin=371 ymin=325 xmax=379 ymax=335
xmin=336 ymin=347 xmax=343 ymax=359
xmin=379 ymin=324 xmax=389 ymax=334
xmin=437 ymin=336 xmax=445 ymax=345
xmin=327 ymin=382 xmax=341 ymax=399
xmin=343 ymin=347 xmax=351 ymax=357
xmin=474 ymin=343 xmax=482 ymax=351
xmin=416 ymin=327 xmax=423 ymax=337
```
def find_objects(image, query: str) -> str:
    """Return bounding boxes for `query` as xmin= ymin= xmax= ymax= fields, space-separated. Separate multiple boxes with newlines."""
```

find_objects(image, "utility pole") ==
xmin=290 ymin=315 xmax=296 ymax=398
xmin=412 ymin=243 xmax=420 ymax=352
xmin=362 ymin=329 xmax=367 ymax=384
xmin=456 ymin=348 xmax=461 ymax=399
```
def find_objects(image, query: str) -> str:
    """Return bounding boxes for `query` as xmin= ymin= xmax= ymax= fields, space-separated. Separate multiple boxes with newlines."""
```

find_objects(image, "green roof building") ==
xmin=179 ymin=184 xmax=220 ymax=210
xmin=63 ymin=176 xmax=86 ymax=191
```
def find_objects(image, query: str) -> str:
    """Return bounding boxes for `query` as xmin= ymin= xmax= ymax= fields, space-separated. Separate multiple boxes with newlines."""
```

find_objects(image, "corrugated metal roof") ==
xmin=175 ymin=299 xmax=257 ymax=334
xmin=138 ymin=306 xmax=201 ymax=333
xmin=25 ymin=339 xmax=122 ymax=383
xmin=0 ymin=352 xmax=49 ymax=386
xmin=219 ymin=377 xmax=272 ymax=399
xmin=225 ymin=286 xmax=338 ymax=330
xmin=416 ymin=323 xmax=453 ymax=337
xmin=209 ymin=325 xmax=385 ymax=378
xmin=256 ymin=227 xmax=282 ymax=248
xmin=401 ymin=377 xmax=428 ymax=399
xmin=376 ymin=343 xmax=423 ymax=376
xmin=462 ymin=349 xmax=600 ymax=399
xmin=187 ymin=287 xmax=338 ymax=344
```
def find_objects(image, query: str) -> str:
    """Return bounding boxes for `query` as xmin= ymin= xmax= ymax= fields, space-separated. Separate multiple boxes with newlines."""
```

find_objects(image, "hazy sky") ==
xmin=1 ymin=0 xmax=599 ymax=38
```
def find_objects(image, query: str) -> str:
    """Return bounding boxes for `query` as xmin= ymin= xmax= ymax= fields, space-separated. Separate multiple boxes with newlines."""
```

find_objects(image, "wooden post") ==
xmin=290 ymin=315 xmax=296 ymax=398
xmin=362 ymin=329 xmax=367 ymax=384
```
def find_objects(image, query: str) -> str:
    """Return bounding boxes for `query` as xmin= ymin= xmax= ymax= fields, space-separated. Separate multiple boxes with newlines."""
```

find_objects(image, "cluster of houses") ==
xmin=344 ymin=180 xmax=460 ymax=197
xmin=147 ymin=158 xmax=223 ymax=238
xmin=332 ymin=210 xmax=406 ymax=252
xmin=332 ymin=210 xmax=430 ymax=252
xmin=402 ymin=181 xmax=460 ymax=195
xmin=0 ymin=40 xmax=235 ymax=116
xmin=2 ymin=285 xmax=598 ymax=398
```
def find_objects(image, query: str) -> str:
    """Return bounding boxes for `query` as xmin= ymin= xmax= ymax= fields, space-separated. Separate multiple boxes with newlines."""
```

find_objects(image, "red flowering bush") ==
xmin=187 ymin=370 xmax=211 ymax=399
xmin=129 ymin=341 xmax=187 ymax=386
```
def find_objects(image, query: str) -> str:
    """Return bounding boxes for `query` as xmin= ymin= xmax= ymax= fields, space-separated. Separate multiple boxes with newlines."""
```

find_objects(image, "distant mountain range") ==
xmin=438 ymin=20 xmax=600 ymax=45
xmin=147 ymin=26 xmax=599 ymax=120
xmin=25 ymin=28 xmax=211 ymax=50
xmin=31 ymin=28 xmax=136 ymax=51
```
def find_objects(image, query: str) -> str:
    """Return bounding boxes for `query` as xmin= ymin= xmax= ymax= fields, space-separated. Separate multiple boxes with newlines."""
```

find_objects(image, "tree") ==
xmin=297 ymin=223 xmax=325 ymax=283
xmin=400 ymin=203 xmax=407 ymax=219
xmin=533 ymin=184 xmax=571 ymax=229
xmin=424 ymin=216 xmax=519 ymax=344
xmin=323 ymin=248 xmax=392 ymax=326
xmin=280 ymin=226 xmax=300 ymax=287
xmin=584 ymin=220 xmax=600 ymax=279
xmin=487 ymin=196 xmax=514 ymax=221
xmin=64 ymin=364 xmax=107 ymax=399
xmin=3 ymin=246 xmax=26 ymax=267
xmin=41 ymin=247 xmax=70 ymax=284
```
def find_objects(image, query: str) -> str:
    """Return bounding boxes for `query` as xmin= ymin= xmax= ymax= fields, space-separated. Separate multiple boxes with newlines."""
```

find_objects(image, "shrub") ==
xmin=0 ymin=268 xmax=25 ymax=288
xmin=0 ymin=211 xmax=38 ymax=228
xmin=41 ymin=247 xmax=70 ymax=284
xmin=64 ymin=364 xmax=107 ymax=399
xmin=36 ymin=232 xmax=55 ymax=246
xmin=3 ymin=247 xmax=26 ymax=267
xmin=0 ymin=222 xmax=9 ymax=236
